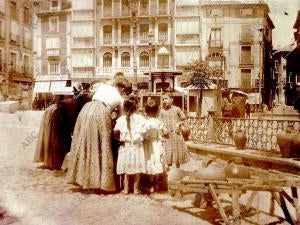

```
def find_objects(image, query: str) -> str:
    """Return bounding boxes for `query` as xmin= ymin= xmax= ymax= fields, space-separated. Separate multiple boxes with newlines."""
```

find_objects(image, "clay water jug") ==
xmin=225 ymin=157 xmax=250 ymax=179
xmin=233 ymin=129 xmax=247 ymax=150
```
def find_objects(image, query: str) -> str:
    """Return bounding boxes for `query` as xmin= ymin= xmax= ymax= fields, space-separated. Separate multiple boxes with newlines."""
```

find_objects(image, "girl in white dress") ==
xmin=114 ymin=93 xmax=147 ymax=194
xmin=144 ymin=99 xmax=167 ymax=193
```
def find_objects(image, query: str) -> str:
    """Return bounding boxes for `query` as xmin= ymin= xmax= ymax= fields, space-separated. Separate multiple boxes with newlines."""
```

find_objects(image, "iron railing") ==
xmin=187 ymin=116 xmax=300 ymax=151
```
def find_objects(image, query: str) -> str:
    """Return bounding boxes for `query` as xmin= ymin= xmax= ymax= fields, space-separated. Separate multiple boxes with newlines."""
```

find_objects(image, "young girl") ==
xmin=114 ymin=93 xmax=147 ymax=194
xmin=144 ymin=98 xmax=167 ymax=193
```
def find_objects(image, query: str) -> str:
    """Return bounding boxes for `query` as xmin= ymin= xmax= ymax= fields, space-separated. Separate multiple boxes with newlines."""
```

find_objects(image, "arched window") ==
xmin=121 ymin=52 xmax=130 ymax=67
xmin=103 ymin=25 xmax=112 ymax=44
xmin=103 ymin=52 xmax=112 ymax=68
xmin=139 ymin=51 xmax=149 ymax=67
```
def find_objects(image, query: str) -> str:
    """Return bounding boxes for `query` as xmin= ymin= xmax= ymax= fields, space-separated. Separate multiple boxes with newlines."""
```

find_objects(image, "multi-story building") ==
xmin=33 ymin=0 xmax=275 ymax=113
xmin=285 ymin=10 xmax=300 ymax=106
xmin=34 ymin=0 xmax=72 ymax=105
xmin=0 ymin=0 xmax=35 ymax=109
xmin=200 ymin=0 xmax=274 ymax=108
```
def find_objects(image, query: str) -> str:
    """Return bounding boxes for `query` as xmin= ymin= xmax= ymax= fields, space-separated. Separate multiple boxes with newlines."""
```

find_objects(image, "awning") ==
xmin=246 ymin=93 xmax=261 ymax=104
xmin=34 ymin=81 xmax=50 ymax=93
xmin=49 ymin=81 xmax=73 ymax=95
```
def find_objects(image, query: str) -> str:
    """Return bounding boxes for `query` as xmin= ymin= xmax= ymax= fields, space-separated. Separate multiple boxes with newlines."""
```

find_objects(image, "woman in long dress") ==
xmin=34 ymin=95 xmax=63 ymax=169
xmin=67 ymin=77 xmax=130 ymax=191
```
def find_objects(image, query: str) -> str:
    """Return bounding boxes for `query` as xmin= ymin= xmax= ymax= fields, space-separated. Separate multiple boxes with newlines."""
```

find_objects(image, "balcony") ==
xmin=122 ymin=7 xmax=130 ymax=16
xmin=159 ymin=4 xmax=168 ymax=15
xmin=10 ymin=34 xmax=20 ymax=45
xmin=103 ymin=7 xmax=112 ymax=17
xmin=121 ymin=35 xmax=130 ymax=44
xmin=239 ymin=56 xmax=254 ymax=67
xmin=139 ymin=33 xmax=149 ymax=43
xmin=47 ymin=49 xmax=60 ymax=57
xmin=139 ymin=7 xmax=149 ymax=15
xmin=103 ymin=35 xmax=112 ymax=45
xmin=158 ymin=32 xmax=168 ymax=42
xmin=208 ymin=41 xmax=223 ymax=50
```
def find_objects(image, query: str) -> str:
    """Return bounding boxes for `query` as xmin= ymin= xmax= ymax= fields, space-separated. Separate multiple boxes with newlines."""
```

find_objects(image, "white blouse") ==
xmin=92 ymin=84 xmax=124 ymax=109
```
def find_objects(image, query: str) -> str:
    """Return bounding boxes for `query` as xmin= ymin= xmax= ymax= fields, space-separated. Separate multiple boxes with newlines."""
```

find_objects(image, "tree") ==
xmin=184 ymin=60 xmax=223 ymax=117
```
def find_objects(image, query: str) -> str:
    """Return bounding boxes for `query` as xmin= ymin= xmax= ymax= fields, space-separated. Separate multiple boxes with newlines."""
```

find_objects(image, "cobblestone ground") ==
xmin=0 ymin=111 xmax=294 ymax=225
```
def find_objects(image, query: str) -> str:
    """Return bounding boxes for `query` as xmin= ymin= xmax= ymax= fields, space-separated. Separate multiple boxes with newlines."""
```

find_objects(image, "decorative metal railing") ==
xmin=187 ymin=116 xmax=300 ymax=151
xmin=187 ymin=117 xmax=208 ymax=143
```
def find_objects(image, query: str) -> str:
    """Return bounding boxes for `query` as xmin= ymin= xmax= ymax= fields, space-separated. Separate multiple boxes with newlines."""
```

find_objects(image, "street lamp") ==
xmin=129 ymin=0 xmax=138 ymax=92
xmin=148 ymin=28 xmax=154 ymax=92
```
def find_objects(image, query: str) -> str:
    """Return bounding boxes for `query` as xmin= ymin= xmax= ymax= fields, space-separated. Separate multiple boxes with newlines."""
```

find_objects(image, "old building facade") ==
xmin=34 ymin=0 xmax=72 ymax=101
xmin=0 ymin=0 xmax=35 ymax=108
xmin=285 ymin=10 xmax=300 ymax=107
xmin=33 ymin=0 xmax=274 ymax=111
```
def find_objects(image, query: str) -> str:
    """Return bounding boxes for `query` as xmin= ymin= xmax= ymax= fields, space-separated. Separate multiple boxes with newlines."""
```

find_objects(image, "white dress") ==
xmin=114 ymin=113 xmax=147 ymax=175
xmin=144 ymin=118 xmax=165 ymax=175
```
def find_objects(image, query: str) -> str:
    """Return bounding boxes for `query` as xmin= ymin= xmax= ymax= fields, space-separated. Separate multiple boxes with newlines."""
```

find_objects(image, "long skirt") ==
xmin=34 ymin=104 xmax=57 ymax=168
xmin=67 ymin=101 xmax=116 ymax=191
xmin=164 ymin=132 xmax=188 ymax=166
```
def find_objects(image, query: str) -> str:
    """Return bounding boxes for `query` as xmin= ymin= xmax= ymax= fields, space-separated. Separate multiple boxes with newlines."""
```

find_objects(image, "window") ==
xmin=139 ymin=24 xmax=149 ymax=43
xmin=103 ymin=0 xmax=112 ymax=16
xmin=46 ymin=37 xmax=60 ymax=49
xmin=159 ymin=0 xmax=167 ymax=14
xmin=209 ymin=8 xmax=223 ymax=17
xmin=0 ymin=49 xmax=2 ymax=72
xmin=209 ymin=28 xmax=221 ymax=47
xmin=24 ymin=7 xmax=30 ymax=25
xmin=240 ymin=46 xmax=252 ymax=65
xmin=240 ymin=8 xmax=253 ymax=16
xmin=121 ymin=52 xmax=130 ymax=67
xmin=140 ymin=0 xmax=148 ymax=14
xmin=241 ymin=25 xmax=253 ymax=42
xmin=24 ymin=55 xmax=30 ymax=74
xmin=103 ymin=25 xmax=112 ymax=44
xmin=10 ymin=52 xmax=17 ymax=71
xmin=158 ymin=23 xmax=168 ymax=41
xmin=0 ymin=20 xmax=4 ymax=40
xmin=241 ymin=69 xmax=251 ymax=89
xmin=122 ymin=0 xmax=130 ymax=16
xmin=158 ymin=55 xmax=169 ymax=68
xmin=0 ymin=0 xmax=5 ymax=13
xmin=48 ymin=60 xmax=59 ymax=74
xmin=10 ymin=1 xmax=17 ymax=20
xmin=207 ymin=52 xmax=224 ymax=72
xmin=139 ymin=52 xmax=149 ymax=67
xmin=50 ymin=0 xmax=59 ymax=11
xmin=121 ymin=25 xmax=130 ymax=43
xmin=49 ymin=17 xmax=59 ymax=32
xmin=103 ymin=52 xmax=112 ymax=67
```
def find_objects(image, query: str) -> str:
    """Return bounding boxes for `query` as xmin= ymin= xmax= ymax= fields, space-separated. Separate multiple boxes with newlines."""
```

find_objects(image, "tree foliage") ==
xmin=184 ymin=60 xmax=223 ymax=88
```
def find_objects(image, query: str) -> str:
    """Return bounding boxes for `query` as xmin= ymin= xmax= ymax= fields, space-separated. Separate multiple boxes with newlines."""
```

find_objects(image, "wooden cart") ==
xmin=168 ymin=169 xmax=300 ymax=225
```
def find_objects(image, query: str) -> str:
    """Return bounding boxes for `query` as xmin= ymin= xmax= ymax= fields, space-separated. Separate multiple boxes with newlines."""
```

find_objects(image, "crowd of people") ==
xmin=34 ymin=74 xmax=190 ymax=194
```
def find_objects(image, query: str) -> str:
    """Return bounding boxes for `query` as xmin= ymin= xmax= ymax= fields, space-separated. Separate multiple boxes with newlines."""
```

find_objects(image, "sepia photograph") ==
xmin=0 ymin=0 xmax=300 ymax=224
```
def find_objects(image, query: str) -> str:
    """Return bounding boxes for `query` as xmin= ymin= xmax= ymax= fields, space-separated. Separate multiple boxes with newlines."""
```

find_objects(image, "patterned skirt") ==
xmin=67 ymin=101 xmax=115 ymax=191
xmin=163 ymin=132 xmax=188 ymax=165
